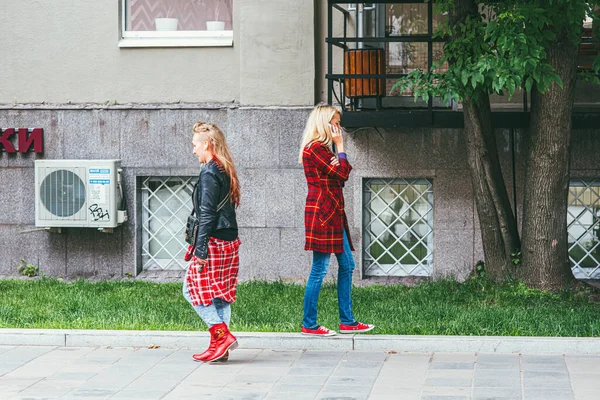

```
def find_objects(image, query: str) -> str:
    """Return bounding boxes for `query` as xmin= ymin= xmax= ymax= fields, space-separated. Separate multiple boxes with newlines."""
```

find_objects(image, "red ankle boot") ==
xmin=204 ymin=323 xmax=237 ymax=363
xmin=192 ymin=331 xmax=216 ymax=362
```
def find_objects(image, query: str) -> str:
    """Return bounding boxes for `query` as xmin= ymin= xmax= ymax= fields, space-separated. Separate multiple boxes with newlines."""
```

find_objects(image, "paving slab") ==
xmin=287 ymin=366 xmax=337 ymax=376
xmin=374 ymin=374 xmax=428 ymax=387
xmin=370 ymin=395 xmax=420 ymax=400
xmin=522 ymin=370 xmax=572 ymax=388
xmin=1 ymin=345 xmax=55 ymax=364
xmin=110 ymin=389 xmax=169 ymax=399
xmin=421 ymin=386 xmax=472 ymax=397
xmin=572 ymin=390 xmax=598 ymax=400
xmin=424 ymin=377 xmax=473 ymax=387
xmin=0 ymin=345 xmax=15 ymax=354
xmin=522 ymin=354 xmax=567 ymax=371
xmin=430 ymin=362 xmax=475 ymax=370
xmin=317 ymin=393 xmax=368 ymax=400
xmin=62 ymin=388 xmax=118 ymax=399
xmin=370 ymin=385 xmax=422 ymax=396
xmin=271 ymin=383 xmax=323 ymax=394
xmin=264 ymin=392 xmax=318 ymax=400
xmin=278 ymin=374 xmax=329 ymax=386
xmin=16 ymin=379 xmax=83 ymax=398
xmin=522 ymin=388 xmax=574 ymax=400
xmin=431 ymin=352 xmax=476 ymax=362
xmin=472 ymin=386 xmax=522 ymax=399
xmin=427 ymin=370 xmax=473 ymax=380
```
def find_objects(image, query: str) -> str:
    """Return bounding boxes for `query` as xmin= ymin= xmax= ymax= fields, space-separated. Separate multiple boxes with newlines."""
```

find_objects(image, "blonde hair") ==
xmin=298 ymin=103 xmax=342 ymax=163
xmin=193 ymin=122 xmax=241 ymax=206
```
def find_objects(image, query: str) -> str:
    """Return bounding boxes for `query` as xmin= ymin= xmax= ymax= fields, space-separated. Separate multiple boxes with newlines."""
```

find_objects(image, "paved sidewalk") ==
xmin=0 ymin=345 xmax=597 ymax=400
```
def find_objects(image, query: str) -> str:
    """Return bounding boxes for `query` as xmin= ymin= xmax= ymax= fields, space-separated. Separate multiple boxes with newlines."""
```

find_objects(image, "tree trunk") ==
xmin=450 ymin=0 xmax=521 ymax=279
xmin=463 ymin=96 xmax=521 ymax=279
xmin=520 ymin=34 xmax=579 ymax=290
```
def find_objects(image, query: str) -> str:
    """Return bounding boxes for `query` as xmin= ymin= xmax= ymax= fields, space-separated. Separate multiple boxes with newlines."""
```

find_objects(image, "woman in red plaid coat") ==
xmin=299 ymin=104 xmax=374 ymax=336
xmin=183 ymin=122 xmax=241 ymax=363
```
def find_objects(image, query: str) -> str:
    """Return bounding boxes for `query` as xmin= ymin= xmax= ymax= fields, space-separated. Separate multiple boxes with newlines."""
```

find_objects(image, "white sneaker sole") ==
xmin=301 ymin=331 xmax=337 ymax=337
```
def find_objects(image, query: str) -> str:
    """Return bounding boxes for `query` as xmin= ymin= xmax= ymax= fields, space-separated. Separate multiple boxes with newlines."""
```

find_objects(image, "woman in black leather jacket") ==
xmin=182 ymin=121 xmax=241 ymax=363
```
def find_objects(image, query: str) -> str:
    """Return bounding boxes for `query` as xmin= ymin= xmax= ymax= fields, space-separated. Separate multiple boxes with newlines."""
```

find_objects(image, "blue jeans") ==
xmin=303 ymin=230 xmax=356 ymax=329
xmin=182 ymin=279 xmax=231 ymax=328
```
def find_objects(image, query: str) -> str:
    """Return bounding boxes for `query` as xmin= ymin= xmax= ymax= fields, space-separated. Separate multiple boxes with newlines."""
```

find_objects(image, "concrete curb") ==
xmin=0 ymin=329 xmax=354 ymax=350
xmin=1 ymin=328 xmax=600 ymax=354
xmin=353 ymin=334 xmax=600 ymax=354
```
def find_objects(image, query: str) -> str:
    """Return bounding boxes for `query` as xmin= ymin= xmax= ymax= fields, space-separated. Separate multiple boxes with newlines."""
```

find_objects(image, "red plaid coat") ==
xmin=302 ymin=141 xmax=354 ymax=254
xmin=185 ymin=237 xmax=241 ymax=307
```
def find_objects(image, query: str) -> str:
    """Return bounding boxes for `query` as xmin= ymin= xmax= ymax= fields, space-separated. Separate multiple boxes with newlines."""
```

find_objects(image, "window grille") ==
xmin=141 ymin=176 xmax=196 ymax=270
xmin=363 ymin=178 xmax=434 ymax=276
xmin=568 ymin=179 xmax=600 ymax=279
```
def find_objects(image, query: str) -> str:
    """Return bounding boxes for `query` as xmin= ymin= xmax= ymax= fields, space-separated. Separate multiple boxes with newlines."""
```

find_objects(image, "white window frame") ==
xmin=119 ymin=1 xmax=233 ymax=48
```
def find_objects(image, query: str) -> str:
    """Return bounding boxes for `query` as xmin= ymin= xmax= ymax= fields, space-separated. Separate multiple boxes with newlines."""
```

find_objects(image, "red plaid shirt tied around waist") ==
xmin=185 ymin=237 xmax=241 ymax=307
xmin=302 ymin=141 xmax=354 ymax=254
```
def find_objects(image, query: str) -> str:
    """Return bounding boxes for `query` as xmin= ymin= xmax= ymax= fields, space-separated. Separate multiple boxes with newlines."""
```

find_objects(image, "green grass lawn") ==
xmin=1 ymin=278 xmax=600 ymax=336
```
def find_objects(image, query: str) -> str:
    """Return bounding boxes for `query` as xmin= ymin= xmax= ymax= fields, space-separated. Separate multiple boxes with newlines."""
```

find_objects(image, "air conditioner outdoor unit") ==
xmin=35 ymin=159 xmax=128 ymax=229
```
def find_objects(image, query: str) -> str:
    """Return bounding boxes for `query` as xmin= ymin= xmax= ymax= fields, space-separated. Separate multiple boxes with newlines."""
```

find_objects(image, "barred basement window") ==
xmin=568 ymin=179 xmax=600 ymax=279
xmin=141 ymin=176 xmax=196 ymax=270
xmin=363 ymin=178 xmax=434 ymax=277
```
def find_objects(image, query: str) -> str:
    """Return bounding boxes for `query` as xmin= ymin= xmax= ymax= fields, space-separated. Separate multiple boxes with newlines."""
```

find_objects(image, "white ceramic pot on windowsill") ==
xmin=206 ymin=21 xmax=225 ymax=31
xmin=155 ymin=18 xmax=178 ymax=31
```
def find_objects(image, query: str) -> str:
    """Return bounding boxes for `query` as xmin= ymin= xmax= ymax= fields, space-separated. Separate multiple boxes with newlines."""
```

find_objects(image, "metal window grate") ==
xmin=363 ymin=178 xmax=434 ymax=277
xmin=141 ymin=176 xmax=196 ymax=271
xmin=568 ymin=179 xmax=600 ymax=279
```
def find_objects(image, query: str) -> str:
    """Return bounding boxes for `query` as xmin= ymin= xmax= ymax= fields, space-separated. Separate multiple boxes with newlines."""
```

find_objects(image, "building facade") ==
xmin=1 ymin=1 xmax=600 ymax=284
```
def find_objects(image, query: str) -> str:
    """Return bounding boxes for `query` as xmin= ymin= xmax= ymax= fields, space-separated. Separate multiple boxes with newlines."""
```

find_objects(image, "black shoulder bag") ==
xmin=184 ymin=185 xmax=230 ymax=245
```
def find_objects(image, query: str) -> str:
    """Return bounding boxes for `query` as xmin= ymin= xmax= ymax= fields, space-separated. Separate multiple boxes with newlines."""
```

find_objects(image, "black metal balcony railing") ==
xmin=326 ymin=0 xmax=600 ymax=129
xmin=327 ymin=1 xmax=442 ymax=112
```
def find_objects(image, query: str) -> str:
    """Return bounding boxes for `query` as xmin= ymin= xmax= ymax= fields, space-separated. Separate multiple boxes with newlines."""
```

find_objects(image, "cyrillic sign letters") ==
xmin=0 ymin=128 xmax=44 ymax=153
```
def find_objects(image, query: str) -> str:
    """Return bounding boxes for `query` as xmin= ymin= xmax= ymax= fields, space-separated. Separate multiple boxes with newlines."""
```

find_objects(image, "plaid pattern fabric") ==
xmin=185 ymin=237 xmax=241 ymax=307
xmin=303 ymin=141 xmax=354 ymax=254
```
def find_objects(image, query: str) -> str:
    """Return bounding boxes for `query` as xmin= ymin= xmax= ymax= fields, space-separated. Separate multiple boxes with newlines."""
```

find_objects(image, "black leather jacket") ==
xmin=192 ymin=159 xmax=238 ymax=259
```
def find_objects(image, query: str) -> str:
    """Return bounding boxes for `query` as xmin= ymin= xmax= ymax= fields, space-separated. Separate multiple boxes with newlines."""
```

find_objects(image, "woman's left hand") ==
xmin=197 ymin=258 xmax=208 ymax=265
xmin=184 ymin=245 xmax=195 ymax=261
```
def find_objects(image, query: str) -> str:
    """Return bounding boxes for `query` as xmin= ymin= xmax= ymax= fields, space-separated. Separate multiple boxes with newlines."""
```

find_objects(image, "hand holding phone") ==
xmin=329 ymin=123 xmax=344 ymax=150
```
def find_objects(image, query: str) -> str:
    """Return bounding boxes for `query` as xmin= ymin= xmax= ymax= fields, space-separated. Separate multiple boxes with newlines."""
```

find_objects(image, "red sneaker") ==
xmin=339 ymin=322 xmax=374 ymax=333
xmin=301 ymin=326 xmax=337 ymax=336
